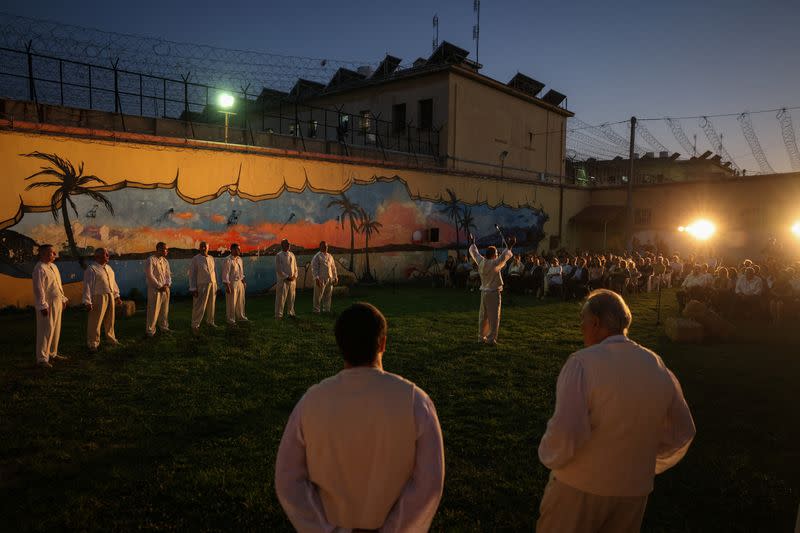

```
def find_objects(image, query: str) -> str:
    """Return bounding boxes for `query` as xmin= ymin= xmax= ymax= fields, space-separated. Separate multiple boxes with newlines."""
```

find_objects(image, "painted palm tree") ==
xmin=23 ymin=152 xmax=114 ymax=265
xmin=438 ymin=188 xmax=462 ymax=253
xmin=459 ymin=206 xmax=477 ymax=246
xmin=357 ymin=208 xmax=382 ymax=282
xmin=326 ymin=192 xmax=361 ymax=272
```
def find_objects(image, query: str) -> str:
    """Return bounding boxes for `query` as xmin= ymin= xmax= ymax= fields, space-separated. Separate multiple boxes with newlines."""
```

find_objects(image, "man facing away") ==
xmin=537 ymin=289 xmax=695 ymax=533
xmin=189 ymin=241 xmax=217 ymax=335
xmin=144 ymin=241 xmax=172 ymax=337
xmin=32 ymin=244 xmax=68 ymax=367
xmin=275 ymin=238 xmax=297 ymax=319
xmin=310 ymin=240 xmax=338 ymax=314
xmin=467 ymin=232 xmax=515 ymax=345
xmin=222 ymin=243 xmax=248 ymax=325
xmin=83 ymin=248 xmax=122 ymax=352
xmin=275 ymin=302 xmax=445 ymax=532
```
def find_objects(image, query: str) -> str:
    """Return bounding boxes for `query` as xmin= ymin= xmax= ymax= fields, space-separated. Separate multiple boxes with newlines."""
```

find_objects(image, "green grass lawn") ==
xmin=1 ymin=287 xmax=798 ymax=532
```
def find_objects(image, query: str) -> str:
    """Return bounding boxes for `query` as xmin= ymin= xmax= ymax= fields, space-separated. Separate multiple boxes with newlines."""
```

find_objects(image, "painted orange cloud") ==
xmin=174 ymin=212 xmax=196 ymax=220
xmin=210 ymin=214 xmax=227 ymax=224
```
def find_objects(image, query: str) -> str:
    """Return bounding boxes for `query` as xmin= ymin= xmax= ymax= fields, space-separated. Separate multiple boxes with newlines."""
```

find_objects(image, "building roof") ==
xmin=270 ymin=40 xmax=572 ymax=117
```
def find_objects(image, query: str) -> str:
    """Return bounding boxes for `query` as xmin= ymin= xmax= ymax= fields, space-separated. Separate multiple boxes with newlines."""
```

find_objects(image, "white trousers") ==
xmin=479 ymin=290 xmax=501 ymax=341
xmin=275 ymin=279 xmax=296 ymax=318
xmin=87 ymin=293 xmax=117 ymax=349
xmin=537 ymin=477 xmax=648 ymax=533
xmin=35 ymin=297 xmax=63 ymax=363
xmin=191 ymin=283 xmax=216 ymax=328
xmin=146 ymin=286 xmax=170 ymax=335
xmin=225 ymin=280 xmax=247 ymax=323
xmin=313 ymin=279 xmax=333 ymax=312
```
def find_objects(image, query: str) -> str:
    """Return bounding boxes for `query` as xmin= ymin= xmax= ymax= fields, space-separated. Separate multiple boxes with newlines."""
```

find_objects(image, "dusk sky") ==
xmin=5 ymin=0 xmax=800 ymax=172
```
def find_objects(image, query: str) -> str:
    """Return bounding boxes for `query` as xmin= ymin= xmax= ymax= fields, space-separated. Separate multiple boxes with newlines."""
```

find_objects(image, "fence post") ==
xmin=112 ymin=58 xmax=120 ymax=113
xmin=241 ymin=84 xmax=253 ymax=145
xmin=59 ymin=59 xmax=64 ymax=106
xmin=181 ymin=72 xmax=194 ymax=138
xmin=139 ymin=74 xmax=143 ymax=116
xmin=372 ymin=112 xmax=387 ymax=161
xmin=25 ymin=40 xmax=35 ymax=102
xmin=295 ymin=100 xmax=306 ymax=152
xmin=88 ymin=64 xmax=93 ymax=110
xmin=162 ymin=78 xmax=166 ymax=118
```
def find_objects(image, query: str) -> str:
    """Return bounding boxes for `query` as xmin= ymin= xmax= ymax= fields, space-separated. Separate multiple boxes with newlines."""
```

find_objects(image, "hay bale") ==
xmin=664 ymin=317 xmax=704 ymax=343
xmin=682 ymin=299 xmax=708 ymax=318
xmin=683 ymin=300 xmax=735 ymax=340
xmin=336 ymin=270 xmax=357 ymax=287
xmin=118 ymin=299 xmax=136 ymax=318
xmin=332 ymin=286 xmax=350 ymax=297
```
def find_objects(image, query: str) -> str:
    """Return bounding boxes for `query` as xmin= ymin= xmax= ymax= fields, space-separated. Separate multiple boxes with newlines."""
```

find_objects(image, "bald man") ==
xmin=537 ymin=290 xmax=695 ymax=532
xmin=83 ymin=248 xmax=122 ymax=352
xmin=32 ymin=244 xmax=68 ymax=367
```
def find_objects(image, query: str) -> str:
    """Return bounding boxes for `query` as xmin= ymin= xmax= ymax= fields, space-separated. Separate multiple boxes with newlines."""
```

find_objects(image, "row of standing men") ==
xmin=32 ymin=239 xmax=339 ymax=367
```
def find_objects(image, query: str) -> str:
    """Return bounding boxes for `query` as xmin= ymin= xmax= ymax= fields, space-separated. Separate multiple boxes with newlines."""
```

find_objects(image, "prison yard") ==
xmin=1 ymin=286 xmax=797 ymax=532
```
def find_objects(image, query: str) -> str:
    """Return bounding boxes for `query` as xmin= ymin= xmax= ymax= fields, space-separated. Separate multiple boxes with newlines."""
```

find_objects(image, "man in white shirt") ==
xmin=467 ymin=232 xmax=515 ymax=346
xmin=144 ymin=241 xmax=172 ymax=337
xmin=310 ymin=240 xmax=338 ymax=314
xmin=275 ymin=302 xmax=445 ymax=532
xmin=222 ymin=243 xmax=248 ymax=325
xmin=32 ymin=244 xmax=68 ymax=367
xmin=83 ymin=248 xmax=122 ymax=352
xmin=275 ymin=239 xmax=298 ymax=319
xmin=677 ymin=264 xmax=711 ymax=311
xmin=537 ymin=289 xmax=695 ymax=533
xmin=189 ymin=241 xmax=218 ymax=334
xmin=735 ymin=267 xmax=763 ymax=307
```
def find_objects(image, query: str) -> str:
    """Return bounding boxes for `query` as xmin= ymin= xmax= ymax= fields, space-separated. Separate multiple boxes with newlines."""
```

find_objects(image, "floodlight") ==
xmin=792 ymin=220 xmax=800 ymax=237
xmin=684 ymin=219 xmax=716 ymax=241
xmin=218 ymin=93 xmax=235 ymax=109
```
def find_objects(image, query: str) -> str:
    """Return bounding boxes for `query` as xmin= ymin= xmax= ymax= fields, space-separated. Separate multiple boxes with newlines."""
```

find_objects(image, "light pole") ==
xmin=218 ymin=93 xmax=236 ymax=143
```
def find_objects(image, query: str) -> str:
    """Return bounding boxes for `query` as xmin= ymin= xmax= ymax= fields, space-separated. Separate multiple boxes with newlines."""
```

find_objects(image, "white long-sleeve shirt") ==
xmin=82 ymin=262 xmax=120 ymax=305
xmin=311 ymin=251 xmax=337 ymax=283
xmin=276 ymin=250 xmax=298 ymax=282
xmin=189 ymin=254 xmax=216 ymax=290
xmin=275 ymin=383 xmax=445 ymax=532
xmin=538 ymin=335 xmax=695 ymax=497
xmin=32 ymin=261 xmax=67 ymax=311
xmin=468 ymin=243 xmax=513 ymax=291
xmin=144 ymin=255 xmax=171 ymax=289
xmin=681 ymin=272 xmax=709 ymax=289
xmin=735 ymin=276 xmax=763 ymax=296
xmin=222 ymin=255 xmax=245 ymax=284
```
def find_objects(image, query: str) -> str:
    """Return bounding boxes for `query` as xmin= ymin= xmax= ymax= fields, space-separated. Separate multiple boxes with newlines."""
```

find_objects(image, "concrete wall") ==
xmin=569 ymin=175 xmax=800 ymax=257
xmin=448 ymin=72 xmax=568 ymax=181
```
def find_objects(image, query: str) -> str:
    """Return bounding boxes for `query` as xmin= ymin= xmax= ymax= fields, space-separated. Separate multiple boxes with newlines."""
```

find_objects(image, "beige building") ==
xmin=241 ymin=41 xmax=573 ymax=182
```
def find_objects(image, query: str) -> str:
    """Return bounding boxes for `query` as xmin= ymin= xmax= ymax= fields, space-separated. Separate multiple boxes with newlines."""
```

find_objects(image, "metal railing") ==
xmin=0 ymin=45 xmax=441 ymax=159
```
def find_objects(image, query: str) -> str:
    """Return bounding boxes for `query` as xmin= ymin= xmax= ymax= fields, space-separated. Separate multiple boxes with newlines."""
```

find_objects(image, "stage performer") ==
xmin=144 ymin=241 xmax=172 ymax=337
xmin=467 ymin=232 xmax=515 ymax=346
xmin=32 ymin=244 xmax=68 ymax=367
xmin=222 ymin=243 xmax=248 ymax=325
xmin=189 ymin=241 xmax=218 ymax=334
xmin=275 ymin=239 xmax=298 ymax=319
xmin=275 ymin=302 xmax=445 ymax=532
xmin=310 ymin=241 xmax=338 ymax=313
xmin=537 ymin=289 xmax=695 ymax=533
xmin=83 ymin=248 xmax=122 ymax=352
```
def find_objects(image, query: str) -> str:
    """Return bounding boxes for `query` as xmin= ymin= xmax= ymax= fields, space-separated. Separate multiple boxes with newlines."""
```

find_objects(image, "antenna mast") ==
xmin=473 ymin=0 xmax=481 ymax=65
xmin=432 ymin=14 xmax=439 ymax=52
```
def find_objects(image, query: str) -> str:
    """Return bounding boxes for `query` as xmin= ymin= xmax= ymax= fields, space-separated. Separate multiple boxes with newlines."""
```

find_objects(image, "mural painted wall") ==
xmin=0 ymin=131 xmax=548 ymax=307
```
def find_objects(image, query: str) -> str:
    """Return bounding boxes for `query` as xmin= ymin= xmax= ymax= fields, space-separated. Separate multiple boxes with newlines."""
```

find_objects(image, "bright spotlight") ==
xmin=792 ymin=220 xmax=800 ymax=237
xmin=684 ymin=219 xmax=716 ymax=240
xmin=218 ymin=93 xmax=235 ymax=109
xmin=677 ymin=226 xmax=685 ymax=232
